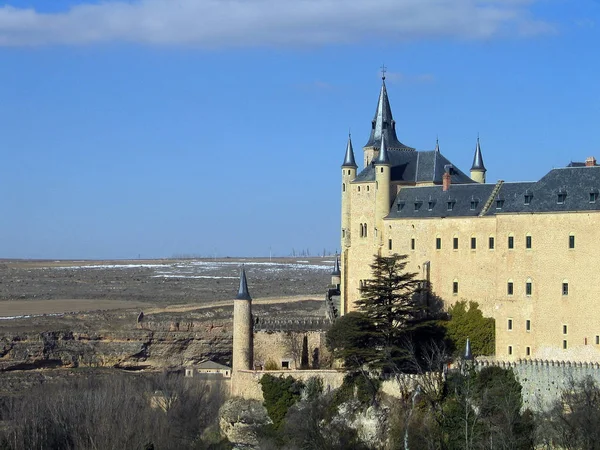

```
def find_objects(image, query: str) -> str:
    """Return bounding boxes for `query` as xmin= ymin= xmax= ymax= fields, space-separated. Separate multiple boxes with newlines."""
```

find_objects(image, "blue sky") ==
xmin=1 ymin=0 xmax=599 ymax=259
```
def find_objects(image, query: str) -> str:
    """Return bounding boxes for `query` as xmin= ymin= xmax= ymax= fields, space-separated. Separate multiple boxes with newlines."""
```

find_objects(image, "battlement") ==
xmin=253 ymin=316 xmax=332 ymax=332
xmin=474 ymin=358 xmax=600 ymax=369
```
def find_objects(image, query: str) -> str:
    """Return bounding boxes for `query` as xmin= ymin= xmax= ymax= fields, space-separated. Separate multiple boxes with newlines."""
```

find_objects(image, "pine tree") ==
xmin=355 ymin=253 xmax=423 ymax=370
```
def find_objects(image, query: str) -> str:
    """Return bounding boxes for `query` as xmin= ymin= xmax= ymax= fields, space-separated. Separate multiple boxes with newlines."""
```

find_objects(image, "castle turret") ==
xmin=374 ymin=133 xmax=392 ymax=245
xmin=341 ymin=134 xmax=357 ymax=249
xmin=470 ymin=137 xmax=486 ymax=184
xmin=363 ymin=72 xmax=413 ymax=167
xmin=331 ymin=255 xmax=341 ymax=288
xmin=232 ymin=266 xmax=253 ymax=373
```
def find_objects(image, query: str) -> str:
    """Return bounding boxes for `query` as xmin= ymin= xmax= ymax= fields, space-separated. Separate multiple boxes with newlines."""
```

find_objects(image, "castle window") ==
xmin=508 ymin=235 xmax=514 ymax=249
xmin=281 ymin=360 xmax=290 ymax=369
xmin=447 ymin=201 xmax=454 ymax=211
xmin=397 ymin=201 xmax=405 ymax=212
xmin=496 ymin=199 xmax=504 ymax=209
xmin=388 ymin=239 xmax=393 ymax=250
xmin=596 ymin=336 xmax=599 ymax=345
xmin=526 ymin=320 xmax=531 ymax=331
xmin=366 ymin=185 xmax=370 ymax=192
xmin=452 ymin=281 xmax=459 ymax=295
xmin=453 ymin=237 xmax=459 ymax=250
xmin=342 ymin=183 xmax=345 ymax=192
xmin=562 ymin=282 xmax=569 ymax=296
xmin=411 ymin=238 xmax=415 ymax=250
xmin=590 ymin=192 xmax=598 ymax=203
xmin=563 ymin=325 xmax=568 ymax=335
xmin=470 ymin=200 xmax=478 ymax=210
xmin=380 ymin=167 xmax=384 ymax=173
xmin=360 ymin=224 xmax=364 ymax=238
xmin=436 ymin=237 xmax=441 ymax=250
xmin=471 ymin=237 xmax=476 ymax=250
xmin=526 ymin=280 xmax=532 ymax=296
xmin=524 ymin=194 xmax=532 ymax=205
xmin=508 ymin=319 xmax=513 ymax=330
xmin=364 ymin=224 xmax=368 ymax=238
xmin=428 ymin=201 xmax=434 ymax=211
xmin=489 ymin=236 xmax=495 ymax=249
xmin=508 ymin=346 xmax=513 ymax=355
xmin=557 ymin=192 xmax=566 ymax=204
xmin=342 ymin=229 xmax=345 ymax=238
xmin=526 ymin=346 xmax=531 ymax=356
xmin=526 ymin=235 xmax=532 ymax=249
xmin=507 ymin=281 xmax=514 ymax=296
xmin=569 ymin=234 xmax=575 ymax=249
xmin=563 ymin=340 xmax=568 ymax=350
xmin=414 ymin=201 xmax=422 ymax=211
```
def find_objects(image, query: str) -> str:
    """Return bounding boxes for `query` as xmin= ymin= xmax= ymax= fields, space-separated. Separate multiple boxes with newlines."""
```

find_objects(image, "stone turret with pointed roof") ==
xmin=470 ymin=136 xmax=487 ymax=184
xmin=342 ymin=134 xmax=357 ymax=168
xmin=236 ymin=266 xmax=252 ymax=301
xmin=232 ymin=266 xmax=253 ymax=377
xmin=374 ymin=133 xmax=391 ymax=166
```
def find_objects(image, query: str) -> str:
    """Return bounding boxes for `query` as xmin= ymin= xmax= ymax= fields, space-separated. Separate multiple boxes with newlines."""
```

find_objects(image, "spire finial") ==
xmin=236 ymin=265 xmax=252 ymax=300
xmin=380 ymin=63 xmax=387 ymax=80
xmin=435 ymin=135 xmax=440 ymax=152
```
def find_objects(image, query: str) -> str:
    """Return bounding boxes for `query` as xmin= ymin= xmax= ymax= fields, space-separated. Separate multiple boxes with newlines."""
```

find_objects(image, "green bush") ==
xmin=445 ymin=301 xmax=495 ymax=356
xmin=259 ymin=374 xmax=304 ymax=430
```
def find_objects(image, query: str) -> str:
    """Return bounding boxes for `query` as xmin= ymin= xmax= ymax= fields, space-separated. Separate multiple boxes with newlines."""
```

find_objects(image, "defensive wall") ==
xmin=475 ymin=359 xmax=600 ymax=410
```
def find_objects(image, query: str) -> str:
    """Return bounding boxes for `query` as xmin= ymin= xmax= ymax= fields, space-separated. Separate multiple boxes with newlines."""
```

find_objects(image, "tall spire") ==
xmin=435 ymin=136 xmax=440 ymax=153
xmin=471 ymin=136 xmax=486 ymax=171
xmin=332 ymin=255 xmax=341 ymax=276
xmin=236 ymin=266 xmax=252 ymax=300
xmin=364 ymin=74 xmax=412 ymax=151
xmin=342 ymin=133 xmax=357 ymax=168
xmin=374 ymin=132 xmax=390 ymax=165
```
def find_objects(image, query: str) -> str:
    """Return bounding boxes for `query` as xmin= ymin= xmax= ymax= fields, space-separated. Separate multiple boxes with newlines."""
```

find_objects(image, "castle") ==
xmin=340 ymin=73 xmax=600 ymax=362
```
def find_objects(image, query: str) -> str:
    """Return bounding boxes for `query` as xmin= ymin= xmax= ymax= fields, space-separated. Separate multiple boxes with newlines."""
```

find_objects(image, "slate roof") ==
xmin=471 ymin=138 xmax=486 ymax=171
xmin=354 ymin=149 xmax=474 ymax=185
xmin=387 ymin=166 xmax=600 ymax=219
xmin=342 ymin=135 xmax=357 ymax=168
xmin=364 ymin=78 xmax=414 ymax=151
xmin=194 ymin=361 xmax=231 ymax=371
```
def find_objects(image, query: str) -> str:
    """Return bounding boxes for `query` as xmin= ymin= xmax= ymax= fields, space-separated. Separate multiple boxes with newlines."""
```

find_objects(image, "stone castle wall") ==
xmin=253 ymin=330 xmax=332 ymax=371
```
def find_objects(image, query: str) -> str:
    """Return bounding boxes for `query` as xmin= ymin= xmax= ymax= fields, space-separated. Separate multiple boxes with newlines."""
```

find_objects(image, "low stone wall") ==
xmin=232 ymin=369 xmax=345 ymax=400
xmin=475 ymin=359 xmax=600 ymax=410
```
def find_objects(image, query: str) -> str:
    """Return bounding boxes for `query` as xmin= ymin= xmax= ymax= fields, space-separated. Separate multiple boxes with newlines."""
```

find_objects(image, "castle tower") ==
xmin=363 ymin=71 xmax=413 ymax=167
xmin=331 ymin=255 xmax=341 ymax=289
xmin=232 ymin=266 xmax=253 ymax=373
xmin=341 ymin=134 xmax=357 ymax=249
xmin=374 ymin=133 xmax=392 ymax=246
xmin=470 ymin=137 xmax=487 ymax=184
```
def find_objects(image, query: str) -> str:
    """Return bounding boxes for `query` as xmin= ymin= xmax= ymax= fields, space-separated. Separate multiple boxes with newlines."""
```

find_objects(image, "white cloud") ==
xmin=0 ymin=0 xmax=553 ymax=47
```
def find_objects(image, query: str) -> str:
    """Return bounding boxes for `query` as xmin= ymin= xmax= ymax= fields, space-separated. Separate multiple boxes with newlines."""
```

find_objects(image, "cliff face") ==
xmin=0 ymin=319 xmax=233 ymax=372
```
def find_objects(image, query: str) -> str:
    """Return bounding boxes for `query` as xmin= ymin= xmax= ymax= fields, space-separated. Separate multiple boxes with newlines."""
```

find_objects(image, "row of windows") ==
xmin=507 ymin=336 xmax=600 ymax=357
xmin=413 ymin=234 xmax=577 ymax=251
xmin=507 ymin=346 xmax=533 ymax=356
xmin=452 ymin=280 xmax=569 ymax=296
xmin=507 ymin=319 xmax=532 ymax=331
xmin=399 ymin=192 xmax=600 ymax=213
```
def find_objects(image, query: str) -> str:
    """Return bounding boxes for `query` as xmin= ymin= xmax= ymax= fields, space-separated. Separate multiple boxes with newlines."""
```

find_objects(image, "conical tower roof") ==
xmin=332 ymin=255 xmax=341 ymax=276
xmin=342 ymin=134 xmax=357 ymax=168
xmin=374 ymin=132 xmax=390 ymax=165
xmin=464 ymin=338 xmax=473 ymax=360
xmin=364 ymin=76 xmax=412 ymax=151
xmin=471 ymin=137 xmax=486 ymax=171
xmin=236 ymin=266 xmax=252 ymax=301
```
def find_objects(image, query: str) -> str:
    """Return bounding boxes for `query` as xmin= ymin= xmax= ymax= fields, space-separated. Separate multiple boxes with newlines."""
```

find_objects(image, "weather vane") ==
xmin=380 ymin=64 xmax=387 ymax=80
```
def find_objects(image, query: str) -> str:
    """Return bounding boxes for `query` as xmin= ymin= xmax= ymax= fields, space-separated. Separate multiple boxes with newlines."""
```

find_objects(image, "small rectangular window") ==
xmin=489 ymin=237 xmax=495 ymax=249
xmin=470 ymin=201 xmax=477 ymax=210
xmin=563 ymin=283 xmax=569 ymax=296
xmin=436 ymin=237 xmax=441 ymax=250
xmin=526 ymin=320 xmax=531 ymax=331
xmin=596 ymin=336 xmax=599 ymax=345
xmin=526 ymin=235 xmax=532 ymax=249
xmin=453 ymin=237 xmax=459 ymax=250
xmin=452 ymin=281 xmax=459 ymax=295
xmin=526 ymin=346 xmax=531 ymax=356
xmin=524 ymin=194 xmax=532 ymax=205
xmin=508 ymin=346 xmax=513 ymax=355
xmin=447 ymin=201 xmax=454 ymax=211
xmin=508 ymin=236 xmax=514 ymax=249
xmin=569 ymin=235 xmax=575 ymax=249
xmin=471 ymin=237 xmax=477 ymax=250
xmin=281 ymin=361 xmax=290 ymax=369
xmin=428 ymin=201 xmax=434 ymax=211
xmin=507 ymin=282 xmax=514 ymax=295
xmin=496 ymin=199 xmax=504 ymax=209
xmin=558 ymin=193 xmax=566 ymax=204
xmin=563 ymin=325 xmax=568 ymax=335
xmin=563 ymin=340 xmax=568 ymax=350
xmin=508 ymin=319 xmax=513 ymax=330
xmin=590 ymin=192 xmax=598 ymax=203
xmin=411 ymin=238 xmax=415 ymax=250
xmin=526 ymin=282 xmax=532 ymax=296
xmin=414 ymin=202 xmax=422 ymax=211
xmin=388 ymin=239 xmax=393 ymax=250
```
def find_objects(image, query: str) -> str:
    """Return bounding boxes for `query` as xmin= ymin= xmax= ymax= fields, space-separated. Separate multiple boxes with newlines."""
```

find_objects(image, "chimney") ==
xmin=586 ymin=156 xmax=597 ymax=167
xmin=443 ymin=165 xmax=453 ymax=191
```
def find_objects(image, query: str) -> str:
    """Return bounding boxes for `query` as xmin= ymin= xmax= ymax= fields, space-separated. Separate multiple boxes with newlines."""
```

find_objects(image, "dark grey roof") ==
xmin=342 ymin=135 xmax=357 ymax=168
xmin=387 ymin=166 xmax=600 ymax=219
xmin=236 ymin=266 xmax=252 ymax=300
xmin=471 ymin=138 xmax=486 ymax=171
xmin=194 ymin=360 xmax=231 ymax=370
xmin=374 ymin=132 xmax=390 ymax=165
xmin=354 ymin=149 xmax=474 ymax=185
xmin=364 ymin=79 xmax=414 ymax=151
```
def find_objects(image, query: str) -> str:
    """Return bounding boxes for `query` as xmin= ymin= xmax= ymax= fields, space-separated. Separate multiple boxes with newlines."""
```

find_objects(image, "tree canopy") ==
xmin=445 ymin=301 xmax=495 ymax=356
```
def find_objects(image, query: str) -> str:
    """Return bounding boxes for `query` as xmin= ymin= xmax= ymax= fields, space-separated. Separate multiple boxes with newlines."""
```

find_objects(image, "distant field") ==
xmin=0 ymin=257 xmax=333 ymax=314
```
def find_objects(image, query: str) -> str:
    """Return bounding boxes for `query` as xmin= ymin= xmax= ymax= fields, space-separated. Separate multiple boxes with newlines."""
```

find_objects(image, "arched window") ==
xmin=526 ymin=278 xmax=533 ymax=296
xmin=342 ymin=183 xmax=346 ymax=192
xmin=364 ymin=224 xmax=368 ymax=238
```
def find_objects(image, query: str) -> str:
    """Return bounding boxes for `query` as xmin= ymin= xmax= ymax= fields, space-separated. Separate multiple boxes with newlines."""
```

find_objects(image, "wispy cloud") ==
xmin=0 ymin=0 xmax=553 ymax=47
